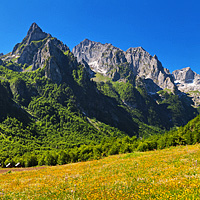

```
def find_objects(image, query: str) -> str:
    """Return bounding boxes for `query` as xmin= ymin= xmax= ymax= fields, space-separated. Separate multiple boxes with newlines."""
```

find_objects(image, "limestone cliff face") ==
xmin=11 ymin=23 xmax=69 ymax=67
xmin=3 ymin=23 xmax=77 ymax=84
xmin=72 ymin=39 xmax=125 ymax=76
xmin=173 ymin=67 xmax=199 ymax=85
xmin=173 ymin=67 xmax=200 ymax=106
xmin=12 ymin=23 xmax=50 ymax=55
xmin=72 ymin=39 xmax=175 ymax=93
xmin=0 ymin=82 xmax=31 ymax=123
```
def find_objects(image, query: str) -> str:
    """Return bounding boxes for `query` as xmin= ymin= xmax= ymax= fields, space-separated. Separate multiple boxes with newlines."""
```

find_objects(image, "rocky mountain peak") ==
xmin=82 ymin=38 xmax=92 ymax=45
xmin=73 ymin=40 xmax=176 ymax=93
xmin=1 ymin=23 xmax=75 ymax=84
xmin=173 ymin=67 xmax=195 ymax=83
xmin=25 ymin=22 xmax=50 ymax=45
xmin=27 ymin=22 xmax=42 ymax=35
xmin=11 ymin=23 xmax=50 ymax=56
xmin=73 ymin=39 xmax=125 ymax=79
xmin=126 ymin=46 xmax=146 ymax=53
xmin=125 ymin=47 xmax=152 ymax=61
xmin=172 ymin=67 xmax=200 ymax=106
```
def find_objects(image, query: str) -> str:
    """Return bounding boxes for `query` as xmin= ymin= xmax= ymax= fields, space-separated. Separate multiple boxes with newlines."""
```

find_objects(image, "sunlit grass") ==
xmin=91 ymin=72 xmax=111 ymax=82
xmin=1 ymin=144 xmax=200 ymax=199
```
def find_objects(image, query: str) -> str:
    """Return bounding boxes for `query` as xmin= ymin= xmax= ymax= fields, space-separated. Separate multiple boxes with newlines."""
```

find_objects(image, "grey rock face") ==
xmin=0 ymin=59 xmax=3 ymax=65
xmin=73 ymin=39 xmax=125 ymax=76
xmin=0 ymin=53 xmax=3 ymax=57
xmin=43 ymin=38 xmax=77 ymax=84
xmin=73 ymin=39 xmax=175 ymax=93
xmin=12 ymin=26 xmax=69 ymax=69
xmin=172 ymin=67 xmax=200 ymax=91
xmin=4 ymin=23 xmax=76 ymax=84
xmin=173 ymin=67 xmax=196 ymax=84
xmin=173 ymin=67 xmax=200 ymax=106
xmin=45 ymin=56 xmax=62 ymax=83
xmin=79 ymin=58 xmax=95 ymax=76
xmin=26 ymin=22 xmax=49 ymax=43
xmin=12 ymin=23 xmax=50 ymax=55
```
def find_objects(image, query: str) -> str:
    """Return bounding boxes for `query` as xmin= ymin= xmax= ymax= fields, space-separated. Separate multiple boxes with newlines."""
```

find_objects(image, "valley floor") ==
xmin=1 ymin=144 xmax=200 ymax=199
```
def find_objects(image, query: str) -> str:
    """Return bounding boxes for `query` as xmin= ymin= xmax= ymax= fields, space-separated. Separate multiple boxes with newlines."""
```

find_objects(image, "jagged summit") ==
xmin=126 ymin=46 xmax=146 ymax=52
xmin=173 ymin=67 xmax=195 ymax=83
xmin=78 ymin=39 xmax=115 ymax=49
xmin=73 ymin=39 xmax=175 ymax=92
xmin=2 ymin=23 xmax=73 ymax=83
xmin=173 ymin=67 xmax=200 ymax=86
xmin=27 ymin=22 xmax=42 ymax=35
xmin=23 ymin=22 xmax=50 ymax=45
xmin=79 ymin=38 xmax=96 ymax=47
xmin=11 ymin=23 xmax=51 ymax=55
xmin=172 ymin=67 xmax=200 ymax=106
xmin=82 ymin=38 xmax=91 ymax=44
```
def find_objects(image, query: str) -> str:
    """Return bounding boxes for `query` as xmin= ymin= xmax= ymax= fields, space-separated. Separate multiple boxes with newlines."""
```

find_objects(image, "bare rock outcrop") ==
xmin=3 ymin=23 xmax=77 ymax=84
xmin=173 ymin=67 xmax=200 ymax=106
xmin=73 ymin=39 xmax=175 ymax=93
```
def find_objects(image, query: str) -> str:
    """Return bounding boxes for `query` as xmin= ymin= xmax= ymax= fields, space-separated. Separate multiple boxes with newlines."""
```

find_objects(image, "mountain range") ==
xmin=72 ymin=38 xmax=200 ymax=107
xmin=0 ymin=23 xmax=200 ymax=163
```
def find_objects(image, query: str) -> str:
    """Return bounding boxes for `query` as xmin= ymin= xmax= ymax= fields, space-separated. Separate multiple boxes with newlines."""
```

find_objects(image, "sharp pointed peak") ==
xmin=27 ymin=22 xmax=43 ymax=36
xmin=23 ymin=22 xmax=50 ymax=45
xmin=30 ymin=22 xmax=39 ymax=28
xmin=153 ymin=54 xmax=158 ymax=60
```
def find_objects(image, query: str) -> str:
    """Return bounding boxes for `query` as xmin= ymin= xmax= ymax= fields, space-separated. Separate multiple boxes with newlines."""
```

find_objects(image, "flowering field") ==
xmin=1 ymin=144 xmax=200 ymax=199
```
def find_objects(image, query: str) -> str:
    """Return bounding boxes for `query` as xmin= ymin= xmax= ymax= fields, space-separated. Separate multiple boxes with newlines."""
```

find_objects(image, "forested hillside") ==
xmin=0 ymin=23 xmax=199 ymax=167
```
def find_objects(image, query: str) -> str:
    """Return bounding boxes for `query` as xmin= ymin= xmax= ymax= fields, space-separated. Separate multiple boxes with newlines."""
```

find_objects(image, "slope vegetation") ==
xmin=0 ymin=23 xmax=198 ymax=166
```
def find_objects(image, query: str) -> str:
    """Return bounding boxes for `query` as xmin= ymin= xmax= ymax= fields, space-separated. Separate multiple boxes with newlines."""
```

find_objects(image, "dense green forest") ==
xmin=1 ymin=113 xmax=200 ymax=167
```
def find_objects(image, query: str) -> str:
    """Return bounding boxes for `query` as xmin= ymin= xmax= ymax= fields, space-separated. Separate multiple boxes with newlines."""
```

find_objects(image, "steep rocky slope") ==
xmin=73 ymin=39 xmax=199 ymax=127
xmin=0 ymin=23 xmax=198 ymax=137
xmin=73 ymin=39 xmax=200 ymax=108
xmin=72 ymin=39 xmax=175 ymax=93
xmin=173 ymin=67 xmax=200 ymax=106
xmin=2 ymin=23 xmax=77 ymax=84
xmin=0 ymin=81 xmax=31 ymax=123
xmin=0 ymin=23 xmax=140 ymax=136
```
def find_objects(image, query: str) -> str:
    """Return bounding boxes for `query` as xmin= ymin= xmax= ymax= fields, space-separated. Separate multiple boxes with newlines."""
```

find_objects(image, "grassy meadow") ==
xmin=1 ymin=144 xmax=200 ymax=199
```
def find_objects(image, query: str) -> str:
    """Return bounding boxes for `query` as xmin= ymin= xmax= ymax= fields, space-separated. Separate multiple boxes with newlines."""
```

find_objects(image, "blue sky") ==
xmin=0 ymin=0 xmax=200 ymax=73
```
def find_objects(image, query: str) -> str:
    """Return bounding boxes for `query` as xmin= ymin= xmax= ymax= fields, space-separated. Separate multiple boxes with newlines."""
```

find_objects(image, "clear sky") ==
xmin=0 ymin=0 xmax=200 ymax=73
